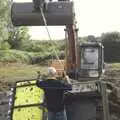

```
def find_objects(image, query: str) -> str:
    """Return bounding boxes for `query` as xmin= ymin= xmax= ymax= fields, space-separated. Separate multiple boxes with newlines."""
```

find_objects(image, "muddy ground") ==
xmin=0 ymin=92 xmax=9 ymax=120
xmin=0 ymin=64 xmax=120 ymax=120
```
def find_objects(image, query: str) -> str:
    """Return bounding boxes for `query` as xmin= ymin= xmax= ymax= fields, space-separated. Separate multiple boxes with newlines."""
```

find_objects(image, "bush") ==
xmin=101 ymin=32 xmax=120 ymax=42
xmin=0 ymin=49 xmax=59 ymax=64
xmin=0 ymin=40 xmax=65 ymax=64
xmin=22 ymin=40 xmax=65 ymax=53
xmin=101 ymin=32 xmax=120 ymax=62
xmin=0 ymin=50 xmax=31 ymax=63
xmin=0 ymin=41 xmax=11 ymax=50
xmin=103 ymin=41 xmax=120 ymax=62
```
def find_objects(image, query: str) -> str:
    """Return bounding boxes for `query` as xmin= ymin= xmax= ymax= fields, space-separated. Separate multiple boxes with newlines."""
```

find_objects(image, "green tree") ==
xmin=0 ymin=0 xmax=9 ymax=41
xmin=0 ymin=41 xmax=11 ymax=50
xmin=0 ymin=0 xmax=31 ymax=50
xmin=82 ymin=35 xmax=96 ymax=42
xmin=8 ymin=27 xmax=30 ymax=50
xmin=101 ymin=32 xmax=120 ymax=42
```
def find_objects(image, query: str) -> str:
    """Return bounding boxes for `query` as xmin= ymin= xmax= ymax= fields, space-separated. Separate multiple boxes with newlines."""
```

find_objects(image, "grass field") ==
xmin=0 ymin=63 xmax=47 ymax=91
xmin=1 ymin=62 xmax=120 ymax=92
xmin=110 ymin=63 xmax=120 ymax=69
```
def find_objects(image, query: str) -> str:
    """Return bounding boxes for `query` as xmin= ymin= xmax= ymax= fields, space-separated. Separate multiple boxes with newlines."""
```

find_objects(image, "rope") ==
xmin=40 ymin=7 xmax=64 ymax=68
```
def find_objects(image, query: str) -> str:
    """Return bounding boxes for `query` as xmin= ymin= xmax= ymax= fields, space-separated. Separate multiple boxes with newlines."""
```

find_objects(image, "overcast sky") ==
xmin=14 ymin=0 xmax=120 ymax=40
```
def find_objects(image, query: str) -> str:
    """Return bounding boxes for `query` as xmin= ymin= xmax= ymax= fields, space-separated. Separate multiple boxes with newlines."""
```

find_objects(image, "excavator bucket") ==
xmin=11 ymin=2 xmax=74 ymax=26
xmin=8 ymin=80 xmax=45 ymax=120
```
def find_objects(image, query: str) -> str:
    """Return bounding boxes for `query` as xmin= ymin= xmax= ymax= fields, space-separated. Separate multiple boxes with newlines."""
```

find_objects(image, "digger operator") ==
xmin=36 ymin=67 xmax=72 ymax=120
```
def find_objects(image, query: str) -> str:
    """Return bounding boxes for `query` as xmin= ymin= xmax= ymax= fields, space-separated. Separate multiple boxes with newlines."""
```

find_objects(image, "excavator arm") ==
xmin=65 ymin=24 xmax=79 ymax=74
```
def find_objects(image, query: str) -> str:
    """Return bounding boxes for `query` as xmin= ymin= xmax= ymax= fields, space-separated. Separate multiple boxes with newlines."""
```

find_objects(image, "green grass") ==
xmin=110 ymin=63 xmax=120 ymax=69
xmin=0 ymin=63 xmax=47 ymax=82
xmin=0 ymin=63 xmax=47 ymax=91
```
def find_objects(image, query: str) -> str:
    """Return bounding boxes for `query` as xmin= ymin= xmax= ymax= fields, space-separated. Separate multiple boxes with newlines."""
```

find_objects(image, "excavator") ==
xmin=8 ymin=0 xmax=110 ymax=120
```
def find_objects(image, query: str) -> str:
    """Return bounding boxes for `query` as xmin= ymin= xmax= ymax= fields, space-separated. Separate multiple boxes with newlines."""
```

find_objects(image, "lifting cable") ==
xmin=40 ymin=7 xmax=64 ymax=70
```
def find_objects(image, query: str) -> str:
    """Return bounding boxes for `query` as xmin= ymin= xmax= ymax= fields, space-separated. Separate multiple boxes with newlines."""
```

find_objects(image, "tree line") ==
xmin=0 ymin=0 xmax=120 ymax=63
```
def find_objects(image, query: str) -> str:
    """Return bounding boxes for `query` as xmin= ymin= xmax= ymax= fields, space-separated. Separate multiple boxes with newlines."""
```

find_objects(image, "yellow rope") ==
xmin=40 ymin=7 xmax=64 ymax=69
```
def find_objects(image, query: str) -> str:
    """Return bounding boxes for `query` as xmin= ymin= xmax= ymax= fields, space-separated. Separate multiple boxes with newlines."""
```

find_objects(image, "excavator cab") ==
xmin=68 ymin=42 xmax=104 ymax=80
xmin=78 ymin=42 xmax=104 ymax=79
